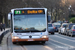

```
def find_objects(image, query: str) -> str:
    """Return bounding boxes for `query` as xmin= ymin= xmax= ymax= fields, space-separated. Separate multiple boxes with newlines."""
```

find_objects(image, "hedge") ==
xmin=69 ymin=17 xmax=75 ymax=23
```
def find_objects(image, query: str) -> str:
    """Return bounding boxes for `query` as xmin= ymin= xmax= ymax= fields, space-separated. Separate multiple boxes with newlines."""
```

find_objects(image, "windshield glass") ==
xmin=69 ymin=24 xmax=75 ymax=29
xmin=63 ymin=24 xmax=67 ymax=27
xmin=74 ymin=27 xmax=75 ymax=29
xmin=48 ymin=24 xmax=52 ymax=27
xmin=14 ymin=14 xmax=46 ymax=33
xmin=54 ymin=25 xmax=61 ymax=28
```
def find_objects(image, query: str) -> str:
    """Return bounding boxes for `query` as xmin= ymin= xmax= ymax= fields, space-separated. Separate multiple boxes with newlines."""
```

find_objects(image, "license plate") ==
xmin=28 ymin=39 xmax=33 ymax=41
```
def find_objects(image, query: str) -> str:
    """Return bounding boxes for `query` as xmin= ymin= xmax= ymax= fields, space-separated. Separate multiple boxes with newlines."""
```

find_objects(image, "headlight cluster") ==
xmin=42 ymin=36 xmax=48 ymax=38
xmin=12 ymin=36 xmax=19 ymax=39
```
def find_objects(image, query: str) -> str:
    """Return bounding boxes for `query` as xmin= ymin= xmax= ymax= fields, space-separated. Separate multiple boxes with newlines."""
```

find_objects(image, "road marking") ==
xmin=48 ymin=39 xmax=72 ymax=50
xmin=47 ymin=41 xmax=72 ymax=50
xmin=55 ymin=35 xmax=75 ymax=42
xmin=48 ymin=41 xmax=61 ymax=47
xmin=55 ymin=46 xmax=70 ymax=50
xmin=20 ymin=46 xmax=27 ymax=50
xmin=44 ymin=46 xmax=53 ymax=50
xmin=49 ymin=38 xmax=75 ymax=48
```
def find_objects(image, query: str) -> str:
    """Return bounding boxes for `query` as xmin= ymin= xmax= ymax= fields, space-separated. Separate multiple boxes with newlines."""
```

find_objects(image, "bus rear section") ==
xmin=11 ymin=8 xmax=49 ymax=44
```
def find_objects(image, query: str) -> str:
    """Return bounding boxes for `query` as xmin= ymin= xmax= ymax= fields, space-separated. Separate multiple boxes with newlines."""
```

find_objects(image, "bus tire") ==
xmin=13 ymin=42 xmax=16 ymax=44
xmin=42 ymin=41 xmax=45 ymax=44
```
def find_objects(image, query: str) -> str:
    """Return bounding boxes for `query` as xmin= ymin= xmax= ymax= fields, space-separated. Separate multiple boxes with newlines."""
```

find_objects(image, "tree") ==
xmin=69 ymin=17 xmax=75 ymax=23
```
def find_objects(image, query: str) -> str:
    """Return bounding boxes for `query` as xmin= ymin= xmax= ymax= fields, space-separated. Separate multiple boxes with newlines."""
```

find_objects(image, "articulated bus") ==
xmin=10 ymin=8 xmax=49 ymax=44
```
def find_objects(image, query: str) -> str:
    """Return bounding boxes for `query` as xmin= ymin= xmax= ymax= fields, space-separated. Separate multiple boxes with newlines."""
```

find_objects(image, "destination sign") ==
xmin=14 ymin=9 xmax=45 ymax=15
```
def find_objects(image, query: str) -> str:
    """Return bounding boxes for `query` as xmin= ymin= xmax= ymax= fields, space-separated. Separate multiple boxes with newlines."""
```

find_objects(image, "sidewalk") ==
xmin=0 ymin=28 xmax=10 ymax=50
xmin=0 ymin=28 xmax=10 ymax=34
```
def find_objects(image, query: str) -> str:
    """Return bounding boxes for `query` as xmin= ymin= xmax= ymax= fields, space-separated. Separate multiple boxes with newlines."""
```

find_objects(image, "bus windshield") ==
xmin=14 ymin=14 xmax=46 ymax=33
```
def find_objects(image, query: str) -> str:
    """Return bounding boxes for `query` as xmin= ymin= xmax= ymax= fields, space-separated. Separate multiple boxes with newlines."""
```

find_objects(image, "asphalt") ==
xmin=0 ymin=30 xmax=75 ymax=50
xmin=0 ymin=28 xmax=10 ymax=50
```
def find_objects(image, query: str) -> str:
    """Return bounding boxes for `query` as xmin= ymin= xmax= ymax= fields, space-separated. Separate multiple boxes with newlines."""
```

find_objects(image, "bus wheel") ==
xmin=41 ymin=41 xmax=45 ymax=44
xmin=13 ymin=42 xmax=16 ymax=44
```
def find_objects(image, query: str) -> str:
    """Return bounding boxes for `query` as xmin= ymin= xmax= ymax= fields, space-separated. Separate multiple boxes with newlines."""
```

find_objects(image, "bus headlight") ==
xmin=42 ymin=36 xmax=48 ymax=38
xmin=12 ymin=36 xmax=19 ymax=39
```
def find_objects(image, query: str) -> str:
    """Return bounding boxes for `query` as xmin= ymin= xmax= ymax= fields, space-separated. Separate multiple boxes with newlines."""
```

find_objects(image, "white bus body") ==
xmin=11 ymin=8 xmax=49 ymax=44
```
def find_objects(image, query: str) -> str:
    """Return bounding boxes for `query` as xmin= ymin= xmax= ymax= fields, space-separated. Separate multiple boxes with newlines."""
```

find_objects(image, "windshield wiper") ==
xmin=14 ymin=29 xmax=42 ymax=33
xmin=14 ymin=30 xmax=30 ymax=33
xmin=30 ymin=30 xmax=41 ymax=32
xmin=14 ymin=27 xmax=46 ymax=33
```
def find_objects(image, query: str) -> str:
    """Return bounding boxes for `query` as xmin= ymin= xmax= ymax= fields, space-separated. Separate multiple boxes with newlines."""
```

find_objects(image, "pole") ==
xmin=3 ymin=16 xmax=5 ymax=23
xmin=69 ymin=5 xmax=71 ymax=20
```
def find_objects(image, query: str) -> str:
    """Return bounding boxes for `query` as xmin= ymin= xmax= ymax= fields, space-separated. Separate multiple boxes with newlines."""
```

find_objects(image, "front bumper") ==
xmin=12 ymin=38 xmax=49 ymax=42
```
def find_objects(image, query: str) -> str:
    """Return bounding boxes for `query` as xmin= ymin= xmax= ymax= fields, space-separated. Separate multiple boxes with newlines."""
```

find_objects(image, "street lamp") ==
xmin=68 ymin=5 xmax=71 ymax=9
xmin=68 ymin=5 xmax=71 ymax=19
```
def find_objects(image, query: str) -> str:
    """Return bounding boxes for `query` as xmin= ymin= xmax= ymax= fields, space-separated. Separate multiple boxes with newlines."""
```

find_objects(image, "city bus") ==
xmin=11 ymin=8 xmax=49 ymax=44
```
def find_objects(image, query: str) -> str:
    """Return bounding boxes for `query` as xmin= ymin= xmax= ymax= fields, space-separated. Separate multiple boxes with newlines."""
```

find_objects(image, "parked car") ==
xmin=53 ymin=23 xmax=61 ymax=32
xmin=64 ymin=23 xmax=75 ymax=36
xmin=68 ymin=25 xmax=75 ymax=37
xmin=57 ymin=21 xmax=63 ymax=24
xmin=58 ymin=23 xmax=68 ymax=34
xmin=48 ymin=23 xmax=55 ymax=35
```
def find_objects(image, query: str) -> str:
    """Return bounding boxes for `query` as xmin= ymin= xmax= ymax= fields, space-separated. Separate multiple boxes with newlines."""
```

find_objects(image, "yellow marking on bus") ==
xmin=38 ymin=10 xmax=43 ymax=13
xmin=27 ymin=10 xmax=43 ymax=14
xmin=22 ymin=11 xmax=25 ymax=13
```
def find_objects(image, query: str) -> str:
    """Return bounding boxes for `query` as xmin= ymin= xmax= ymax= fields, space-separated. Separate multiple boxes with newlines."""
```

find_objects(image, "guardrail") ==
xmin=0 ymin=29 xmax=10 ymax=44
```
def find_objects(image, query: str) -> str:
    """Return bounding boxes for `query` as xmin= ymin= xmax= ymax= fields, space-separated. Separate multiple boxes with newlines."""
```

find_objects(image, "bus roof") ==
xmin=11 ymin=8 xmax=47 ymax=11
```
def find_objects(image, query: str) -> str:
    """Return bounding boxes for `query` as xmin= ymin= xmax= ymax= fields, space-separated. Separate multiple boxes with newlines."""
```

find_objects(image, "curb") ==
xmin=1 ymin=31 xmax=10 ymax=50
xmin=0 ymin=29 xmax=10 ymax=44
